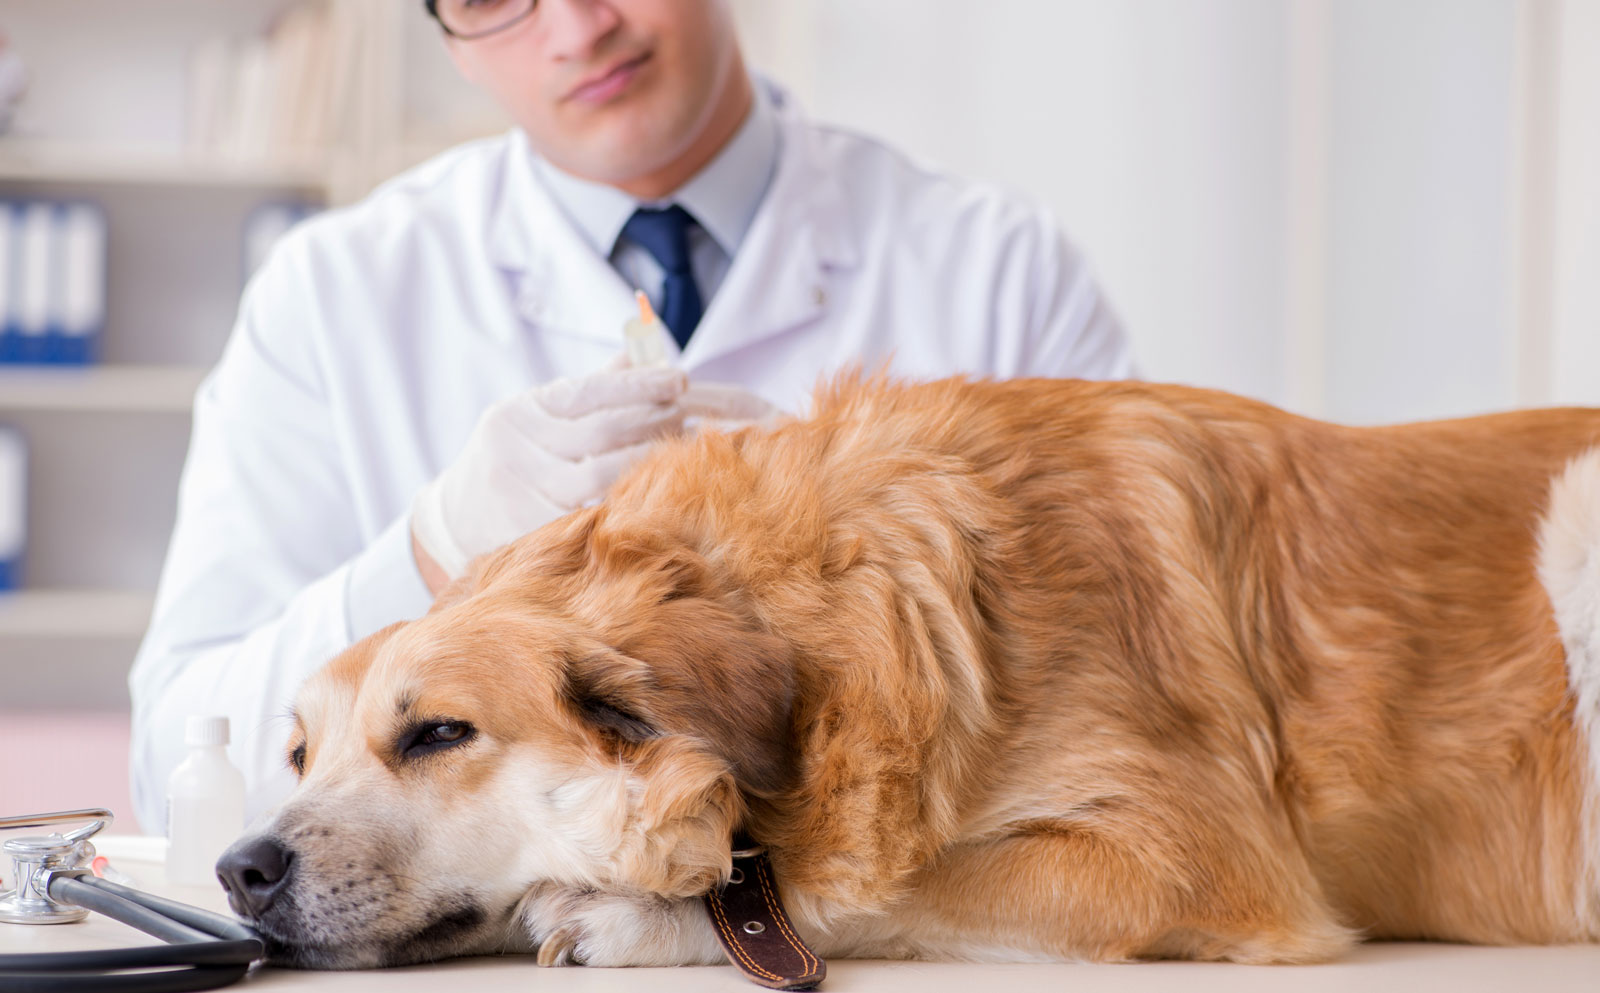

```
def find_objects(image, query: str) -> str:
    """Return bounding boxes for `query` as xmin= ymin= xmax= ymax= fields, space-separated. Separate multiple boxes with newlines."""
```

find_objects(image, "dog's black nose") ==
xmin=216 ymin=836 xmax=294 ymax=918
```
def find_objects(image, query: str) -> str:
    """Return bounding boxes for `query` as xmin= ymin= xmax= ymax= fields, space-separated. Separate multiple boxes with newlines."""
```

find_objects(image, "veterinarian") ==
xmin=128 ymin=0 xmax=1137 ymax=833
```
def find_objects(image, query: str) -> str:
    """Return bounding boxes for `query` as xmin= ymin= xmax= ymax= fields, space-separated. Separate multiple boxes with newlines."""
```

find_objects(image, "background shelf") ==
xmin=0 ymin=139 xmax=330 ymax=191
xmin=0 ymin=589 xmax=156 ymax=639
xmin=0 ymin=365 xmax=209 ymax=414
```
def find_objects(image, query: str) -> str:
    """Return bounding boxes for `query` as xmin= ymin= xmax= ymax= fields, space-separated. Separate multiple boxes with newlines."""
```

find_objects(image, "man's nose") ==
xmin=544 ymin=0 xmax=623 ymax=62
xmin=215 ymin=835 xmax=294 ymax=918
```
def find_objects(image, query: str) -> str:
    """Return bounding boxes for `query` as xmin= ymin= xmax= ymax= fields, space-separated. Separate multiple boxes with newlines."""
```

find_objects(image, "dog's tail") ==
xmin=1537 ymin=447 xmax=1600 ymax=934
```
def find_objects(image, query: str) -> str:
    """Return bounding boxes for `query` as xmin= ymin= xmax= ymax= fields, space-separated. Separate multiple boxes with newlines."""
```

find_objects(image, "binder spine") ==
xmin=0 ymin=425 xmax=25 ymax=591
xmin=15 ymin=199 xmax=54 ymax=365
xmin=0 ymin=201 xmax=15 ymax=363
xmin=0 ymin=196 xmax=108 ymax=366
xmin=56 ymin=201 xmax=108 ymax=364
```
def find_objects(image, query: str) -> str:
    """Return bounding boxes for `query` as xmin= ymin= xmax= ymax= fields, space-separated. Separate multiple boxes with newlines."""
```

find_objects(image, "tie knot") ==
xmin=621 ymin=204 xmax=697 ymax=274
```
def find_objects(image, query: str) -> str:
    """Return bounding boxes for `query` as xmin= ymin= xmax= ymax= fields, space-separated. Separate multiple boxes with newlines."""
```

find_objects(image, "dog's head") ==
xmin=217 ymin=507 xmax=797 ymax=968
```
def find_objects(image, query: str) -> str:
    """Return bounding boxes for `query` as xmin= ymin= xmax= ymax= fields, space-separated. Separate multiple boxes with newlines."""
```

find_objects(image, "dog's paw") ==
xmin=534 ymin=922 xmax=583 ymax=968
xmin=520 ymin=884 xmax=723 ymax=968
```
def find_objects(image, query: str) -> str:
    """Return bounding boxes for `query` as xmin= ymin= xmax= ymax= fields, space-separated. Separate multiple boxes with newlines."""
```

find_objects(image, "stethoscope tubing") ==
xmin=0 ymin=962 xmax=249 ymax=993
xmin=56 ymin=874 xmax=262 ymax=945
xmin=0 ymin=873 xmax=262 ymax=993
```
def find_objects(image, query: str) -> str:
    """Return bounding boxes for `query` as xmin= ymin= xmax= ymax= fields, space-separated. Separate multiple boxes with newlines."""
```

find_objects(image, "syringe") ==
xmin=623 ymin=289 xmax=670 ymax=368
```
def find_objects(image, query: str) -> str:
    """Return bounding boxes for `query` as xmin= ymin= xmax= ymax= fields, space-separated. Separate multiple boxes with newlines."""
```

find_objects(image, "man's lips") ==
xmin=565 ymin=52 xmax=650 ymax=104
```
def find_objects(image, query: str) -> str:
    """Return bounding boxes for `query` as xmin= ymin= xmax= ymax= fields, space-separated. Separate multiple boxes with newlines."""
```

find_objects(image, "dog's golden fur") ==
xmin=247 ymin=375 xmax=1600 ymax=968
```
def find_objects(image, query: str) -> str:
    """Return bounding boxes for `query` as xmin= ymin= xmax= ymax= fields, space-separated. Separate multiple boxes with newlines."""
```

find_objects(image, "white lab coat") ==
xmin=128 ymin=88 xmax=1135 ymax=833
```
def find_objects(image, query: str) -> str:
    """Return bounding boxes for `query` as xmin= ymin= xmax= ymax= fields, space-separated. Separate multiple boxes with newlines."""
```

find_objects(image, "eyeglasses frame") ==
xmin=425 ymin=0 xmax=538 ymax=41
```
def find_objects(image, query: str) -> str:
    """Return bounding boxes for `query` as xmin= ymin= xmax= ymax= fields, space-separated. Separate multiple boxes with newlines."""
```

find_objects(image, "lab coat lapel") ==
xmin=486 ymin=104 xmax=860 ymax=367
xmin=680 ymin=102 xmax=860 ymax=371
xmin=488 ymin=133 xmax=636 ymax=350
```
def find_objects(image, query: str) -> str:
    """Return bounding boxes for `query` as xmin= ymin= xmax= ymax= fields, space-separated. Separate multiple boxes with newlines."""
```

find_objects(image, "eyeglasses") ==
xmin=426 ymin=0 xmax=537 ymax=41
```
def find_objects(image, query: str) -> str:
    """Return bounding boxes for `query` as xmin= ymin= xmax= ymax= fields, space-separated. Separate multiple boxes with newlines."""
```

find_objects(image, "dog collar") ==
xmin=702 ymin=837 xmax=826 ymax=990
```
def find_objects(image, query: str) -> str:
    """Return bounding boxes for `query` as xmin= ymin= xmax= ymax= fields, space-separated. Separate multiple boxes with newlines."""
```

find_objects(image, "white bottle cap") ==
xmin=185 ymin=715 xmax=230 ymax=747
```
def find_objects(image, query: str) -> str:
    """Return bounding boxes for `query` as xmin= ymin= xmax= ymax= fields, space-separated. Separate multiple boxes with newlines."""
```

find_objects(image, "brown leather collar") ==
xmin=702 ymin=837 xmax=826 ymax=989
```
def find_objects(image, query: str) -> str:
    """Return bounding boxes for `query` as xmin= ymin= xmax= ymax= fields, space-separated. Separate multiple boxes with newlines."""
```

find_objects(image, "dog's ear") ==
xmin=430 ymin=508 xmax=602 ymax=615
xmin=567 ymin=599 xmax=796 ymax=799
xmin=564 ymin=651 xmax=662 ymax=745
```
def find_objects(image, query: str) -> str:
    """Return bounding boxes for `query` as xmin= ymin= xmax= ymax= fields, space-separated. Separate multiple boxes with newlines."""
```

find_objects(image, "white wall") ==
xmin=1324 ymin=0 xmax=1515 ymax=424
xmin=740 ymin=0 xmax=1294 ymax=408
xmin=1547 ymin=0 xmax=1600 ymax=407
xmin=733 ymin=0 xmax=1597 ymax=425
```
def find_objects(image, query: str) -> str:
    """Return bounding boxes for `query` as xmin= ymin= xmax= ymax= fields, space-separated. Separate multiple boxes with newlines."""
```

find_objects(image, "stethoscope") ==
xmin=0 ymin=808 xmax=263 ymax=993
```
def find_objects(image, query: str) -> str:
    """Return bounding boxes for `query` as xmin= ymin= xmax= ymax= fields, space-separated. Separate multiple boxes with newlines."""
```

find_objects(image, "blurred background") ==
xmin=0 ymin=0 xmax=1596 ymax=831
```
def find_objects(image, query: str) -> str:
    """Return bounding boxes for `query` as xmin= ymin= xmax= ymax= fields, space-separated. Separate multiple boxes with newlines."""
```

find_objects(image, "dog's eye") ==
xmin=424 ymin=723 xmax=469 ymax=744
xmin=402 ymin=721 xmax=476 ymax=758
xmin=289 ymin=742 xmax=307 ymax=776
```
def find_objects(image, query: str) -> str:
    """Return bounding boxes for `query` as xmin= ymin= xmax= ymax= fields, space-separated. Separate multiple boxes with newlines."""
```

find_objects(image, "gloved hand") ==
xmin=680 ymin=381 xmax=787 ymax=433
xmin=411 ymin=364 xmax=690 ymax=579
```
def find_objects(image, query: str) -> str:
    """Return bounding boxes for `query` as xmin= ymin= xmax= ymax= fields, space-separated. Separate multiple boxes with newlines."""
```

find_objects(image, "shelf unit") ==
xmin=0 ymin=365 xmax=208 ymax=414
xmin=0 ymin=139 xmax=329 ymax=191
xmin=0 ymin=589 xmax=155 ymax=639
xmin=0 ymin=0 xmax=510 ymax=710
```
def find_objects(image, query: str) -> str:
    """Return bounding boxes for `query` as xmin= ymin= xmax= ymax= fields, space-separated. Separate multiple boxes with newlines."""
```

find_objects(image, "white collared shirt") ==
xmin=532 ymin=77 xmax=780 ymax=319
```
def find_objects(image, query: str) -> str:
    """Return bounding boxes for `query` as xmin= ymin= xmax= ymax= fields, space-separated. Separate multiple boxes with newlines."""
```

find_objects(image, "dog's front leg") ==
xmin=518 ymin=884 xmax=725 ymax=967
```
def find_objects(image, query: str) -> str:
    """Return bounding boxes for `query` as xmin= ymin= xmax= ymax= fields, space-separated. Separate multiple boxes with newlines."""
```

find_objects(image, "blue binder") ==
xmin=0 ymin=425 xmax=25 ymax=591
xmin=0 ymin=197 xmax=107 ymax=366
xmin=51 ymin=201 xmax=108 ymax=364
xmin=13 ymin=199 xmax=54 ymax=364
xmin=0 ymin=201 xmax=16 ymax=364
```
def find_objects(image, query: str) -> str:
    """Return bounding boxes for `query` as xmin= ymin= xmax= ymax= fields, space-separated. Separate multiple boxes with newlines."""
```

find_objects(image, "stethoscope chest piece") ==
xmin=1 ymin=808 xmax=265 ymax=992
xmin=0 ymin=831 xmax=97 ymax=924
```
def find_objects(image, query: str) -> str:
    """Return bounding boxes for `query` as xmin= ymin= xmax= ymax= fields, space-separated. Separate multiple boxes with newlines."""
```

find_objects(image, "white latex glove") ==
xmin=680 ymin=381 xmax=786 ymax=432
xmin=411 ymin=365 xmax=689 ymax=578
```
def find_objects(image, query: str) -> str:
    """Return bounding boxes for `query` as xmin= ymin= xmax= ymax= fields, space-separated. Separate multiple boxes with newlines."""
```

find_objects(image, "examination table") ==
xmin=3 ymin=836 xmax=1596 ymax=992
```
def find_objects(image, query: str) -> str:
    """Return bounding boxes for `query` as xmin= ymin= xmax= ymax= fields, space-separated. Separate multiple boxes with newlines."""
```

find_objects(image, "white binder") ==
xmin=58 ymin=202 xmax=108 ymax=363
xmin=0 ymin=202 xmax=14 ymax=362
xmin=0 ymin=425 xmax=24 ymax=590
xmin=15 ymin=200 xmax=55 ymax=364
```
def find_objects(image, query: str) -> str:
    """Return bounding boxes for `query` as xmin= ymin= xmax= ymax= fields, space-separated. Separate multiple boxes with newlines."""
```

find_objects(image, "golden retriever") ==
xmin=217 ymin=375 xmax=1600 ymax=973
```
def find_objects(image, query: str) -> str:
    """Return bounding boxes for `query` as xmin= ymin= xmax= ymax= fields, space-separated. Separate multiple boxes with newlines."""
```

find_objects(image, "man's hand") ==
xmin=410 ymin=365 xmax=689 ymax=584
xmin=680 ymin=381 xmax=785 ymax=432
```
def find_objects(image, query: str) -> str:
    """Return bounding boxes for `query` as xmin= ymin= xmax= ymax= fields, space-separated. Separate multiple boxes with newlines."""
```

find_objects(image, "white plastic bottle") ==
xmin=166 ymin=715 xmax=247 ymax=887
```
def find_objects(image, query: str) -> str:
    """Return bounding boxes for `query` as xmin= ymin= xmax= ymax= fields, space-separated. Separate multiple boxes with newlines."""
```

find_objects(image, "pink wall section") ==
xmin=0 ymin=710 xmax=140 ymax=835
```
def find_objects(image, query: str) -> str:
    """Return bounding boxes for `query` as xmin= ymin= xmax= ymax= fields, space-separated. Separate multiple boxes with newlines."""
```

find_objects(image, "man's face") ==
xmin=443 ymin=0 xmax=741 ymax=187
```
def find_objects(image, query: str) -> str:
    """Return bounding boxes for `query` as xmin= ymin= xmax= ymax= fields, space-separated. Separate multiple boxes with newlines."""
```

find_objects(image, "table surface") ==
xmin=3 ymin=836 xmax=1597 ymax=992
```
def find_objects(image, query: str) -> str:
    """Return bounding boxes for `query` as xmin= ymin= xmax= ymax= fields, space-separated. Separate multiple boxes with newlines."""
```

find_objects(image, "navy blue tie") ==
xmin=620 ymin=205 xmax=703 ymax=349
